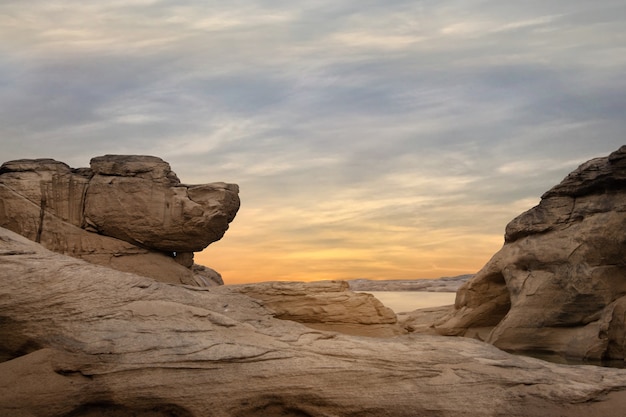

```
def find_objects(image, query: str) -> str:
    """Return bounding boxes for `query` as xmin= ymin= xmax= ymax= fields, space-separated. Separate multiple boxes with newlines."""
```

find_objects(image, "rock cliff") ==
xmin=3 ymin=226 xmax=626 ymax=417
xmin=0 ymin=155 xmax=239 ymax=286
xmin=435 ymin=146 xmax=626 ymax=362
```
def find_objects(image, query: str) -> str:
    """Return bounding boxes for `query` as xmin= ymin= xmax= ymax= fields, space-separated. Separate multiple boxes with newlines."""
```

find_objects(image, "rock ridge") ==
xmin=347 ymin=275 xmax=472 ymax=292
xmin=3 ymin=226 xmax=626 ymax=416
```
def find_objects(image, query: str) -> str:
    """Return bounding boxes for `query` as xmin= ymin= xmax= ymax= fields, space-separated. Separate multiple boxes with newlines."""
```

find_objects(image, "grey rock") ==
xmin=348 ymin=275 xmax=472 ymax=292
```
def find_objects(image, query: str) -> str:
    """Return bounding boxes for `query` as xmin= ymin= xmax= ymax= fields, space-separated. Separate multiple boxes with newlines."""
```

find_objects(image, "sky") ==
xmin=1 ymin=0 xmax=625 ymax=284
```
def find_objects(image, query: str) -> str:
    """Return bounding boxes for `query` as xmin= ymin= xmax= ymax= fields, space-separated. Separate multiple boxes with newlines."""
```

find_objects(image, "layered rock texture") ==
xmin=3 ymin=226 xmax=626 ymax=417
xmin=232 ymin=280 xmax=404 ymax=336
xmin=0 ymin=155 xmax=239 ymax=286
xmin=435 ymin=146 xmax=626 ymax=362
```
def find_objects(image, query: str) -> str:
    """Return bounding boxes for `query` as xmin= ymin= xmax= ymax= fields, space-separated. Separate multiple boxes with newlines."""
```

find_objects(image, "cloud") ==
xmin=1 ymin=0 xmax=625 ymax=282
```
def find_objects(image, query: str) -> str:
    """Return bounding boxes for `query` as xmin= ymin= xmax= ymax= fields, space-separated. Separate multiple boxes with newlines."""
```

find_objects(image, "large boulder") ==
xmin=3 ymin=226 xmax=626 ymax=417
xmin=0 ymin=155 xmax=239 ymax=286
xmin=435 ymin=146 xmax=626 ymax=362
xmin=85 ymin=155 xmax=239 ymax=252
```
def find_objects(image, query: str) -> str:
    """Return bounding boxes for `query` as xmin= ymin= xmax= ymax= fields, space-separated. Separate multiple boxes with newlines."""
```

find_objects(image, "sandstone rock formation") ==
xmin=435 ymin=146 xmax=626 ymax=363
xmin=0 ymin=155 xmax=239 ymax=286
xmin=3 ymin=226 xmax=626 ymax=417
xmin=399 ymin=305 xmax=455 ymax=334
xmin=231 ymin=280 xmax=404 ymax=336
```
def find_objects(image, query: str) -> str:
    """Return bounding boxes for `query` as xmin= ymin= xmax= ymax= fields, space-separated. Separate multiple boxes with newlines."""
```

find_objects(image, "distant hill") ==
xmin=347 ymin=274 xmax=473 ymax=292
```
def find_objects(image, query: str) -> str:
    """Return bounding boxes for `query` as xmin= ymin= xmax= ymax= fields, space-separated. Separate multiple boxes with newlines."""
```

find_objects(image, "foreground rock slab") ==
xmin=0 ymin=155 xmax=239 ymax=286
xmin=436 ymin=146 xmax=626 ymax=362
xmin=2 ymin=227 xmax=626 ymax=417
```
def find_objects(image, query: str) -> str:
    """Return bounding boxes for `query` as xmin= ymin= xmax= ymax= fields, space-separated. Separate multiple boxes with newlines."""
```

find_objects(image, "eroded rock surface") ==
xmin=230 ymin=280 xmax=404 ymax=336
xmin=0 ymin=155 xmax=239 ymax=286
xmin=435 ymin=146 xmax=626 ymax=362
xmin=3 ymin=226 xmax=626 ymax=417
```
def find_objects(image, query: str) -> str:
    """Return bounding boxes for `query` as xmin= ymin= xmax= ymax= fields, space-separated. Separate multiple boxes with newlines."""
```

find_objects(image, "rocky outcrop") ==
xmin=435 ymin=146 xmax=626 ymax=362
xmin=230 ymin=280 xmax=404 ymax=336
xmin=0 ymin=155 xmax=239 ymax=286
xmin=3 ymin=226 xmax=626 ymax=417
xmin=348 ymin=275 xmax=472 ymax=292
xmin=399 ymin=305 xmax=455 ymax=334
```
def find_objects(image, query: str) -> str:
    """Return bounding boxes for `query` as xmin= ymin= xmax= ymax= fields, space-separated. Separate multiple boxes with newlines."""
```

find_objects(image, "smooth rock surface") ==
xmin=3 ymin=227 xmax=626 ymax=417
xmin=0 ymin=155 xmax=239 ymax=286
xmin=435 ymin=146 xmax=626 ymax=362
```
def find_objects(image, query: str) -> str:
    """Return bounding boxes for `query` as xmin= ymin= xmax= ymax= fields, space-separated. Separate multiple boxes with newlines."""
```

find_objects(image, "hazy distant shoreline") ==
xmin=347 ymin=274 xmax=472 ymax=292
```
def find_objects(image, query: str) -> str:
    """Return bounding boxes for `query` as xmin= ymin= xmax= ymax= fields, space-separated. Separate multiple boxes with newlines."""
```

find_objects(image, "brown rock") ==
xmin=3 ymin=226 xmax=626 ymax=417
xmin=398 ymin=305 xmax=455 ymax=334
xmin=84 ymin=155 xmax=239 ymax=252
xmin=0 ymin=155 xmax=239 ymax=286
xmin=0 ymin=159 xmax=90 ymax=234
xmin=89 ymin=154 xmax=180 ymax=184
xmin=190 ymin=264 xmax=224 ymax=286
xmin=435 ymin=146 xmax=626 ymax=362
xmin=230 ymin=280 xmax=404 ymax=336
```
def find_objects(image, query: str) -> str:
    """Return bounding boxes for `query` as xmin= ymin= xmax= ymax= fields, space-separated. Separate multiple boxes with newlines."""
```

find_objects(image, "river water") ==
xmin=361 ymin=291 xmax=456 ymax=313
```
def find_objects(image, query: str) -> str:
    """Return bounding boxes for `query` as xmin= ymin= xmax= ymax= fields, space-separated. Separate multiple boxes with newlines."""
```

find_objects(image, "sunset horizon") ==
xmin=1 ymin=1 xmax=624 ymax=286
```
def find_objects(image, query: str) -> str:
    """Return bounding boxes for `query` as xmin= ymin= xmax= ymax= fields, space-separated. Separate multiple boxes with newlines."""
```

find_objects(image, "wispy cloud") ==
xmin=1 ymin=0 xmax=625 ymax=282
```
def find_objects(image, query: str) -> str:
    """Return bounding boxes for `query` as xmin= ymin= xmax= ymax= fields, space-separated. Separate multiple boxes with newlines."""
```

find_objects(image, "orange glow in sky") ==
xmin=195 ymin=195 xmax=536 ymax=284
xmin=196 ymin=234 xmax=503 ymax=284
xmin=0 ymin=1 xmax=622 ymax=286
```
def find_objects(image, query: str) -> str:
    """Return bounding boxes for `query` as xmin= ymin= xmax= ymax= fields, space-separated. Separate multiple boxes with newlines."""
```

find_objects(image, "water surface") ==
xmin=362 ymin=291 xmax=456 ymax=313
